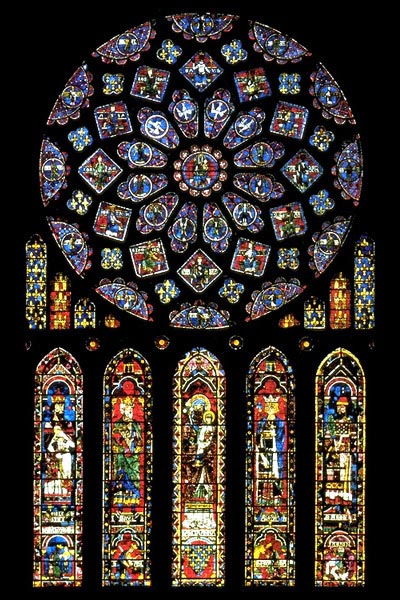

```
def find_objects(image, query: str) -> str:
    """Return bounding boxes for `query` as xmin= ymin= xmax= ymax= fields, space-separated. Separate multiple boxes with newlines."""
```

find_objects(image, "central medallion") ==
xmin=174 ymin=144 xmax=227 ymax=197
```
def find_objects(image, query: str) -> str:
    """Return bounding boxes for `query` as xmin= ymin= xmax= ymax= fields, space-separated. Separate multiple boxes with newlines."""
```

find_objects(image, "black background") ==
xmin=17 ymin=2 xmax=383 ymax=596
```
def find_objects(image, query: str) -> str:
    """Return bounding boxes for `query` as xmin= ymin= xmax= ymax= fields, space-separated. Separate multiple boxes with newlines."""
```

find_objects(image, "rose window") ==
xmin=39 ymin=14 xmax=362 ymax=330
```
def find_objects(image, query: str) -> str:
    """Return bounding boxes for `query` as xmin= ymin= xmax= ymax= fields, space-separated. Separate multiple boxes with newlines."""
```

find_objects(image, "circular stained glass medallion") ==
xmin=40 ymin=14 xmax=362 ymax=330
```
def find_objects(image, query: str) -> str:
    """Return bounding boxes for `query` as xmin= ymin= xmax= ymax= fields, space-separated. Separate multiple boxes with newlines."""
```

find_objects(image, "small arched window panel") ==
xmin=354 ymin=235 xmax=375 ymax=329
xmin=172 ymin=348 xmax=226 ymax=586
xmin=74 ymin=297 xmax=96 ymax=328
xmin=315 ymin=347 xmax=365 ymax=586
xmin=102 ymin=348 xmax=153 ymax=585
xmin=49 ymin=273 xmax=71 ymax=330
xmin=245 ymin=346 xmax=296 ymax=586
xmin=26 ymin=234 xmax=47 ymax=330
xmin=33 ymin=348 xmax=83 ymax=587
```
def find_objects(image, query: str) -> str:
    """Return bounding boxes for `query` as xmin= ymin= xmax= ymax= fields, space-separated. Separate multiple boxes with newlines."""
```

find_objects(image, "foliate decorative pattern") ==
xmin=172 ymin=348 xmax=226 ymax=586
xmin=245 ymin=347 xmax=295 ymax=586
xmin=315 ymin=349 xmax=365 ymax=586
xmin=40 ymin=13 xmax=361 ymax=327
xmin=33 ymin=348 xmax=83 ymax=587
xmin=102 ymin=349 xmax=152 ymax=585
xmin=26 ymin=235 xmax=47 ymax=329
xmin=354 ymin=235 xmax=375 ymax=329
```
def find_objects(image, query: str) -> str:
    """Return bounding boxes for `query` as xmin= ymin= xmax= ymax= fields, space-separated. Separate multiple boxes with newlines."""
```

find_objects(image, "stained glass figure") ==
xmin=315 ymin=348 xmax=365 ymax=586
xmin=26 ymin=235 xmax=47 ymax=329
xmin=234 ymin=67 xmax=271 ymax=102
xmin=204 ymin=89 xmax=234 ymax=138
xmin=47 ymin=63 xmax=94 ymax=125
xmin=103 ymin=349 xmax=152 ymax=585
xmin=170 ymin=301 xmax=230 ymax=329
xmin=245 ymin=347 xmax=295 ymax=585
xmin=329 ymin=273 xmax=351 ymax=329
xmin=249 ymin=21 xmax=311 ymax=63
xmin=172 ymin=348 xmax=226 ymax=585
xmin=50 ymin=273 xmax=71 ymax=330
xmin=167 ymin=13 xmax=237 ymax=42
xmin=332 ymin=139 xmax=363 ymax=205
xmin=270 ymin=102 xmax=308 ymax=139
xmin=33 ymin=348 xmax=83 ymax=587
xmin=130 ymin=66 xmax=170 ymax=102
xmin=310 ymin=65 xmax=355 ymax=124
xmin=354 ymin=235 xmax=375 ymax=329
xmin=92 ymin=22 xmax=155 ymax=64
xmin=78 ymin=149 xmax=122 ymax=193
xmin=48 ymin=218 xmax=92 ymax=276
xmin=40 ymin=16 xmax=362 ymax=327
xmin=39 ymin=138 xmax=70 ymax=205
xmin=74 ymin=297 xmax=96 ymax=328
xmin=304 ymin=297 xmax=326 ymax=329
xmin=169 ymin=89 xmax=199 ymax=138
xmin=179 ymin=51 xmax=223 ymax=92
xmin=177 ymin=249 xmax=222 ymax=292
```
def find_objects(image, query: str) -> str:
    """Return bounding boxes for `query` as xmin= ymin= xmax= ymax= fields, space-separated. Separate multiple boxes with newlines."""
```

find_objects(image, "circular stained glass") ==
xmin=39 ymin=14 xmax=362 ymax=330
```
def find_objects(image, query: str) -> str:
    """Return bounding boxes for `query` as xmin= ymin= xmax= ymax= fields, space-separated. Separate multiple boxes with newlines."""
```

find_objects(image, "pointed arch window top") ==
xmin=33 ymin=348 xmax=83 ymax=587
xmin=315 ymin=347 xmax=365 ymax=587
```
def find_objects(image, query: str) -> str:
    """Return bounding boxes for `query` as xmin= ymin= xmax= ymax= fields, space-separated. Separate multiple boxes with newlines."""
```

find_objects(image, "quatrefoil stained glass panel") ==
xmin=40 ymin=14 xmax=362 ymax=330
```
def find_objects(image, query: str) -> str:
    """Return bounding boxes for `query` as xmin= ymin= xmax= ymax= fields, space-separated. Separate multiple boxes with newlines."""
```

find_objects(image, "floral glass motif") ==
xmin=221 ymin=39 xmax=248 ymax=64
xmin=278 ymin=73 xmax=301 ymax=94
xmin=157 ymin=39 xmax=182 ymax=64
xmin=33 ymin=348 xmax=83 ymax=587
xmin=26 ymin=235 xmax=47 ymax=329
xmin=67 ymin=190 xmax=92 ymax=215
xmin=68 ymin=127 xmax=93 ymax=152
xmin=103 ymin=349 xmax=152 ymax=585
xmin=74 ymin=298 xmax=96 ymax=328
xmin=354 ymin=235 xmax=375 ymax=329
xmin=315 ymin=349 xmax=365 ymax=586
xmin=277 ymin=248 xmax=299 ymax=270
xmin=172 ymin=348 xmax=226 ymax=586
xmin=309 ymin=126 xmax=335 ymax=152
xmin=154 ymin=278 xmax=181 ymax=304
xmin=39 ymin=14 xmax=362 ymax=328
xmin=245 ymin=347 xmax=296 ymax=586
xmin=309 ymin=189 xmax=335 ymax=216
xmin=102 ymin=73 xmax=124 ymax=95
xmin=101 ymin=248 xmax=124 ymax=270
xmin=304 ymin=296 xmax=326 ymax=329
xmin=218 ymin=278 xmax=244 ymax=303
